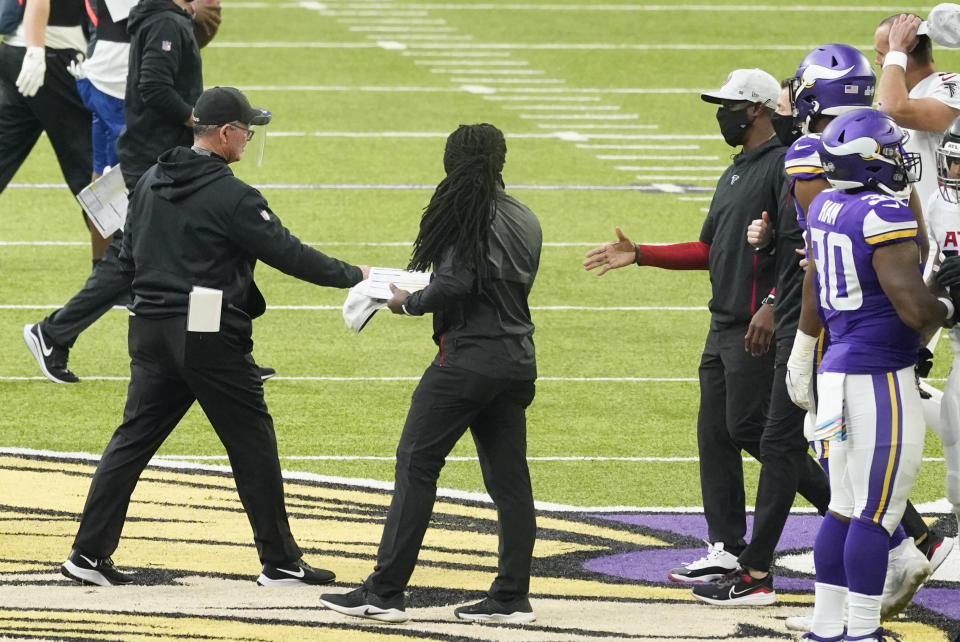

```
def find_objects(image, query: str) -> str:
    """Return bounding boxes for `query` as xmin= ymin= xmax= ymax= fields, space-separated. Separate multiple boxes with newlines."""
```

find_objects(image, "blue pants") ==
xmin=76 ymin=77 xmax=124 ymax=175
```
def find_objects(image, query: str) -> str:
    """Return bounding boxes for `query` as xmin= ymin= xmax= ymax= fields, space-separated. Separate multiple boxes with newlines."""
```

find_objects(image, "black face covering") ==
xmin=771 ymin=112 xmax=802 ymax=146
xmin=716 ymin=106 xmax=754 ymax=147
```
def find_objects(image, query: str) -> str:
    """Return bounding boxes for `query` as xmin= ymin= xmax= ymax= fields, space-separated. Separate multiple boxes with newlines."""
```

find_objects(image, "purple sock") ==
xmin=814 ymin=512 xmax=849 ymax=587
xmin=888 ymin=524 xmax=906 ymax=550
xmin=845 ymin=517 xmax=890 ymax=595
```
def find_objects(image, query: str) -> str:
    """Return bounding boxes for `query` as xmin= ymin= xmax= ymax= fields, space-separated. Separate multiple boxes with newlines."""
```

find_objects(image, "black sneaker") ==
xmin=320 ymin=586 xmax=408 ymax=623
xmin=454 ymin=596 xmax=536 ymax=624
xmin=23 ymin=323 xmax=78 ymax=384
xmin=61 ymin=549 xmax=133 ymax=586
xmin=256 ymin=558 xmax=335 ymax=586
xmin=919 ymin=531 xmax=955 ymax=575
xmin=690 ymin=569 xmax=776 ymax=606
xmin=258 ymin=367 xmax=276 ymax=381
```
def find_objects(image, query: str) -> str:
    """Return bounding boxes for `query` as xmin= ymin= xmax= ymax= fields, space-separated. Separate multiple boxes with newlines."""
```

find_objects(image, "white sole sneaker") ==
xmin=256 ymin=574 xmax=312 ymax=587
xmin=692 ymin=591 xmax=777 ymax=607
xmin=319 ymin=598 xmax=409 ymax=623
xmin=455 ymin=611 xmax=536 ymax=624
xmin=784 ymin=614 xmax=812 ymax=631
xmin=61 ymin=560 xmax=114 ymax=586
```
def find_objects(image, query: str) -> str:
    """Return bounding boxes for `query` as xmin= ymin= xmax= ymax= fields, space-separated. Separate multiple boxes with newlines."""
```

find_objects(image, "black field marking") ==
xmin=2 ymin=452 xmax=957 ymax=640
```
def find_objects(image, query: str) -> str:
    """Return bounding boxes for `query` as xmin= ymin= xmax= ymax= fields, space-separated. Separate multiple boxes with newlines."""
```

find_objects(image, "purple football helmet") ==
xmin=819 ymin=108 xmax=920 ymax=195
xmin=791 ymin=44 xmax=875 ymax=126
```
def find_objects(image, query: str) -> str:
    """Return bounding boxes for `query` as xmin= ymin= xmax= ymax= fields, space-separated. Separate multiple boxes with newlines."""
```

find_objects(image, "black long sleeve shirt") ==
xmin=403 ymin=190 xmax=542 ymax=380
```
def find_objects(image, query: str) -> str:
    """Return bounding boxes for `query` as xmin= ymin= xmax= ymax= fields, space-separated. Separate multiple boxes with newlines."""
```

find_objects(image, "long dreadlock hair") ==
xmin=408 ymin=123 xmax=506 ymax=284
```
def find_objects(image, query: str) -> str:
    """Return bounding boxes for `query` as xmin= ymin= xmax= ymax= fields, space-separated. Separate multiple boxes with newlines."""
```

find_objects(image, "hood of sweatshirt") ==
xmin=127 ymin=0 xmax=191 ymax=34
xmin=150 ymin=146 xmax=234 ymax=202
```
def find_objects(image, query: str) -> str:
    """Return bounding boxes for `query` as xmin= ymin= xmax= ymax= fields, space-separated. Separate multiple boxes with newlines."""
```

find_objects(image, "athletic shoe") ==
xmin=690 ymin=569 xmax=776 ymax=606
xmin=23 ymin=323 xmax=78 ymax=384
xmin=924 ymin=532 xmax=955 ymax=576
xmin=842 ymin=627 xmax=902 ymax=641
xmin=61 ymin=549 xmax=133 ymax=586
xmin=667 ymin=542 xmax=739 ymax=583
xmin=320 ymin=586 xmax=408 ymax=623
xmin=453 ymin=596 xmax=536 ymax=624
xmin=786 ymin=614 xmax=814 ymax=632
xmin=256 ymin=558 xmax=335 ymax=586
xmin=787 ymin=613 xmax=850 ymax=632
xmin=258 ymin=367 xmax=276 ymax=381
xmin=881 ymin=537 xmax=931 ymax=620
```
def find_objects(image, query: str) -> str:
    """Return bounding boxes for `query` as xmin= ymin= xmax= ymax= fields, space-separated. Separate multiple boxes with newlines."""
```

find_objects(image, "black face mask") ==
xmin=771 ymin=112 xmax=802 ymax=146
xmin=716 ymin=106 xmax=754 ymax=147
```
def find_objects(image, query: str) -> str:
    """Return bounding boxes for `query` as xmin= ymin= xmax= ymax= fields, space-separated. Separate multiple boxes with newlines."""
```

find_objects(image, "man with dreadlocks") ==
xmin=321 ymin=123 xmax=543 ymax=625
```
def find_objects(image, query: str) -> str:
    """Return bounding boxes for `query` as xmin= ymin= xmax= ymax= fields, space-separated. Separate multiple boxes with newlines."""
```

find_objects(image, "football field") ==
xmin=2 ymin=1 xmax=960 ymax=640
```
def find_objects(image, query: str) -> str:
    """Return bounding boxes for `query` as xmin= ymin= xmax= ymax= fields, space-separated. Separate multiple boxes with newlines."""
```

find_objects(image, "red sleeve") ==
xmin=636 ymin=241 xmax=710 ymax=270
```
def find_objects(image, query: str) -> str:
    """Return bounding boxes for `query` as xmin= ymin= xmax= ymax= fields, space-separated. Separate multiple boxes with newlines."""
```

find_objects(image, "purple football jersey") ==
xmin=806 ymin=188 xmax=921 ymax=373
xmin=786 ymin=133 xmax=824 ymax=230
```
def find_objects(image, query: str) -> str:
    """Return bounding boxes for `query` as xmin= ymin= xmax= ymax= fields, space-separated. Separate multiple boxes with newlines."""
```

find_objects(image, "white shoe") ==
xmin=667 ymin=542 xmax=740 ymax=583
xmin=785 ymin=614 xmax=812 ymax=632
xmin=881 ymin=537 xmax=931 ymax=620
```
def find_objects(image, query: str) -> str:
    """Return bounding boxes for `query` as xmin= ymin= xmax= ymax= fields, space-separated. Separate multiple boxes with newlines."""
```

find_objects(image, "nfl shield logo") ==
xmin=260 ymin=210 xmax=270 ymax=221
xmin=161 ymin=40 xmax=171 ymax=51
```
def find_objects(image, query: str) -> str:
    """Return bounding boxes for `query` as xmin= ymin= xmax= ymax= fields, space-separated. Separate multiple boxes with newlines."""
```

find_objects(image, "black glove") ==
xmin=915 ymin=346 xmax=934 ymax=379
xmin=936 ymin=255 xmax=960 ymax=288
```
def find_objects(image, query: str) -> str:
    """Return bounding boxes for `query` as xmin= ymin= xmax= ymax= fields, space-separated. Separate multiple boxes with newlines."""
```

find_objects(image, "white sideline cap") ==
xmin=918 ymin=3 xmax=960 ymax=49
xmin=700 ymin=68 xmax=780 ymax=109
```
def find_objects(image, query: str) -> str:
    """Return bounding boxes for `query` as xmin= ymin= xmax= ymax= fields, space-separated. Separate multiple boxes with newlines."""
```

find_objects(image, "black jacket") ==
xmin=116 ymin=0 xmax=201 ymax=187
xmin=120 ymin=147 xmax=363 ymax=347
xmin=699 ymin=137 xmax=797 ymax=330
xmin=403 ymin=190 xmax=542 ymax=380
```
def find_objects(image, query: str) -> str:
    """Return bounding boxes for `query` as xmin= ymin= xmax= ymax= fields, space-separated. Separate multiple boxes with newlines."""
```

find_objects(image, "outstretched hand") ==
xmin=583 ymin=226 xmax=637 ymax=276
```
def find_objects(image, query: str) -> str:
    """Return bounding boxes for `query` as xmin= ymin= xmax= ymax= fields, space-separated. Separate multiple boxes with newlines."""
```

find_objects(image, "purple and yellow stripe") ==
xmin=863 ymin=372 xmax=903 ymax=524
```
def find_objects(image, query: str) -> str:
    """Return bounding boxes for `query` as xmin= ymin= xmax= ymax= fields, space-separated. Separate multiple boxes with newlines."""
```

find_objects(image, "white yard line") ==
xmin=414 ymin=59 xmax=530 ymax=66
xmin=615 ymin=165 xmax=728 ymax=171
xmin=208 ymin=41 xmax=870 ymax=52
xmin=596 ymin=154 xmax=719 ymax=160
xmin=503 ymin=105 xmax=619 ymax=110
xmin=577 ymin=144 xmax=700 ymax=149
xmin=432 ymin=68 xmax=546 ymax=75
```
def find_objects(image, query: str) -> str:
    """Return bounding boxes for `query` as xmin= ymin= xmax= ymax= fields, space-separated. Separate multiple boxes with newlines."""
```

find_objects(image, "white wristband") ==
xmin=401 ymin=303 xmax=413 ymax=316
xmin=939 ymin=296 xmax=955 ymax=321
xmin=883 ymin=51 xmax=908 ymax=70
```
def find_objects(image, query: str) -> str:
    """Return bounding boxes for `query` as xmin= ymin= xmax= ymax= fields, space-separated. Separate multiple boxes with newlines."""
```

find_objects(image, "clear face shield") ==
xmin=937 ymin=141 xmax=960 ymax=204
xmin=249 ymin=122 xmax=268 ymax=166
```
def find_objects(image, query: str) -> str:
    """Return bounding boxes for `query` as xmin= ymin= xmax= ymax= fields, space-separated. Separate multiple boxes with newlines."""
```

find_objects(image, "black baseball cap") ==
xmin=193 ymin=86 xmax=272 ymax=127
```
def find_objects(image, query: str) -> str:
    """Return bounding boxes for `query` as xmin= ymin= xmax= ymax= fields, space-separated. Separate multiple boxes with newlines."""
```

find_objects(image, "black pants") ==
xmin=738 ymin=332 xmax=831 ymax=572
xmin=697 ymin=323 xmax=774 ymax=552
xmin=365 ymin=364 xmax=536 ymax=602
xmin=42 ymin=235 xmax=128 ymax=349
xmin=72 ymin=316 xmax=302 ymax=565
xmin=0 ymin=43 xmax=91 ymax=196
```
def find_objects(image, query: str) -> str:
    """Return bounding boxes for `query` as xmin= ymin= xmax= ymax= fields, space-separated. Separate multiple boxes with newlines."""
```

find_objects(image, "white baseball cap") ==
xmin=918 ymin=3 xmax=960 ymax=48
xmin=700 ymin=68 xmax=780 ymax=109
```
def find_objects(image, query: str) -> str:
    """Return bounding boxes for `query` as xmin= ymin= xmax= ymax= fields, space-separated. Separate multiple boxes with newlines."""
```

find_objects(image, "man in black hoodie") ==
xmin=60 ymin=87 xmax=370 ymax=587
xmin=23 ymin=0 xmax=205 ymax=384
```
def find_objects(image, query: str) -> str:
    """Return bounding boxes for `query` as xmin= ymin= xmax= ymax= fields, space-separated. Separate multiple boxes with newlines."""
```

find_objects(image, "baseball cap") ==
xmin=918 ymin=3 xmax=960 ymax=48
xmin=193 ymin=86 xmax=272 ymax=127
xmin=700 ymin=69 xmax=780 ymax=109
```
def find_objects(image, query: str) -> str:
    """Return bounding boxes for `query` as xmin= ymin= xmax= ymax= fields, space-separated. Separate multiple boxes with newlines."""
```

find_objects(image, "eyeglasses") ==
xmin=227 ymin=122 xmax=255 ymax=141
